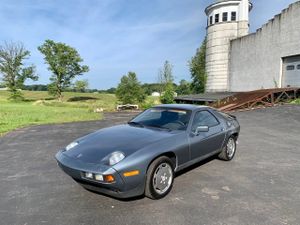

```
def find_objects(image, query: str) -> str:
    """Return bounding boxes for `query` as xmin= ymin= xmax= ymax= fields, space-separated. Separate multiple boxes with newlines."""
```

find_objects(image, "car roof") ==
xmin=153 ymin=104 xmax=211 ymax=111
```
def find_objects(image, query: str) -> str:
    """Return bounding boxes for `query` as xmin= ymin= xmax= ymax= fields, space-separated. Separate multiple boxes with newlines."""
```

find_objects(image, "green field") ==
xmin=0 ymin=90 xmax=160 ymax=136
xmin=291 ymin=98 xmax=300 ymax=104
xmin=0 ymin=90 xmax=117 ymax=110
xmin=0 ymin=90 xmax=118 ymax=135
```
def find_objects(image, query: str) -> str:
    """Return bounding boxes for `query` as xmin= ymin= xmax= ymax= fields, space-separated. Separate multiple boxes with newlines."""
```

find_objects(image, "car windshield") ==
xmin=129 ymin=108 xmax=192 ymax=131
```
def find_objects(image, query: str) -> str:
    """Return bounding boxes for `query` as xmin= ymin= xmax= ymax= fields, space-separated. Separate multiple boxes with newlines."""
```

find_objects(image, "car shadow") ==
xmin=175 ymin=155 xmax=216 ymax=178
xmin=84 ymin=188 xmax=145 ymax=202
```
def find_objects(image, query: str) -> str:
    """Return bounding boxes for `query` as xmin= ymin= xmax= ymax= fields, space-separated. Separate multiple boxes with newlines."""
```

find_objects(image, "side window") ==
xmin=231 ymin=12 xmax=236 ymax=21
xmin=191 ymin=111 xmax=219 ymax=132
xmin=297 ymin=64 xmax=300 ymax=70
xmin=222 ymin=12 xmax=228 ymax=22
xmin=286 ymin=65 xmax=295 ymax=71
xmin=210 ymin=16 xmax=213 ymax=25
xmin=215 ymin=14 xmax=219 ymax=23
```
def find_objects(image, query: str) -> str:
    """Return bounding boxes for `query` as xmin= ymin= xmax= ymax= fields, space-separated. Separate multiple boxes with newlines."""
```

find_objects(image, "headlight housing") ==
xmin=65 ymin=141 xmax=79 ymax=151
xmin=109 ymin=151 xmax=125 ymax=166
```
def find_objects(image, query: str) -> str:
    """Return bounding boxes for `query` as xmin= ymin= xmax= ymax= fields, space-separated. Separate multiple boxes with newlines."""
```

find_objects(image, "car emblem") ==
xmin=76 ymin=153 xmax=83 ymax=159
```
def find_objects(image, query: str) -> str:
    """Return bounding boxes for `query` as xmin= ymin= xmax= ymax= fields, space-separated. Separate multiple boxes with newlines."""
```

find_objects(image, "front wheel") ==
xmin=218 ymin=136 xmax=237 ymax=161
xmin=145 ymin=156 xmax=174 ymax=199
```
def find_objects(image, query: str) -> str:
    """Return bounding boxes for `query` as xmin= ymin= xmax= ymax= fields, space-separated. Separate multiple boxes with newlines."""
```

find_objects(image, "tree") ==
xmin=176 ymin=79 xmax=192 ymax=96
xmin=189 ymin=37 xmax=207 ymax=94
xmin=38 ymin=40 xmax=89 ymax=101
xmin=0 ymin=42 xmax=37 ymax=100
xmin=74 ymin=79 xmax=89 ymax=92
xmin=159 ymin=61 xmax=175 ymax=104
xmin=23 ymin=84 xmax=48 ymax=91
xmin=157 ymin=70 xmax=164 ymax=95
xmin=106 ymin=87 xmax=116 ymax=94
xmin=160 ymin=83 xmax=175 ymax=104
xmin=141 ymin=83 xmax=162 ymax=95
xmin=158 ymin=60 xmax=174 ymax=94
xmin=116 ymin=72 xmax=146 ymax=104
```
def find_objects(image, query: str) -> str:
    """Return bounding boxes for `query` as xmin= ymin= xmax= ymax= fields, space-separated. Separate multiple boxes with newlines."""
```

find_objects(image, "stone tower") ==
xmin=205 ymin=0 xmax=253 ymax=92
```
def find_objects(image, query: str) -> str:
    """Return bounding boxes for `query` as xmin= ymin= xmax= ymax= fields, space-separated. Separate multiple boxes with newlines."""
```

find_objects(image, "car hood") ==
xmin=64 ymin=124 xmax=177 ymax=164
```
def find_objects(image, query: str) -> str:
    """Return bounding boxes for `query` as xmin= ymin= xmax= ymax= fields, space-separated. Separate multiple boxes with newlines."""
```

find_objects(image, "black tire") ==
xmin=145 ymin=156 xmax=174 ymax=200
xmin=218 ymin=136 xmax=237 ymax=161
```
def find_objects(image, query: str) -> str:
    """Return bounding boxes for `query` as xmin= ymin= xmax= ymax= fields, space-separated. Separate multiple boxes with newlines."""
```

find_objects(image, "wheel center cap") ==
xmin=161 ymin=173 xmax=167 ymax=182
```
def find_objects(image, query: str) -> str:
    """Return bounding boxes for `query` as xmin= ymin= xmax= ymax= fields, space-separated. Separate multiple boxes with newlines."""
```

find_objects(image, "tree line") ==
xmin=116 ymin=38 xmax=207 ymax=105
xmin=0 ymin=38 xmax=207 ymax=103
xmin=13 ymin=80 xmax=191 ymax=96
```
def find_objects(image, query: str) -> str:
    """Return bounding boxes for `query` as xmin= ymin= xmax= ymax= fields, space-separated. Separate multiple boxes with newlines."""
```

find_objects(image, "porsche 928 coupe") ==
xmin=56 ymin=104 xmax=240 ymax=199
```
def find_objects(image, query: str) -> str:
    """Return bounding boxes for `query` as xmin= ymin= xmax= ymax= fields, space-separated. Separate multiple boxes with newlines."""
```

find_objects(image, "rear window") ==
xmin=214 ymin=110 xmax=236 ymax=120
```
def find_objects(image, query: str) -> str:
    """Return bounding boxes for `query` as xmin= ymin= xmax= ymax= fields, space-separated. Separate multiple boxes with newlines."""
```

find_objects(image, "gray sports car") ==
xmin=56 ymin=104 xmax=240 ymax=199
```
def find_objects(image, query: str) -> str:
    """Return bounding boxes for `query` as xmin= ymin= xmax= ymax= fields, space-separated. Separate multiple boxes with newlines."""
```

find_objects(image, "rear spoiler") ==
xmin=228 ymin=114 xmax=237 ymax=120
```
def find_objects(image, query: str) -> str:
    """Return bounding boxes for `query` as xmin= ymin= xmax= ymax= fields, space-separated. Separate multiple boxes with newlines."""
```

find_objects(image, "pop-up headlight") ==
xmin=65 ymin=142 xmax=78 ymax=151
xmin=109 ymin=151 xmax=125 ymax=166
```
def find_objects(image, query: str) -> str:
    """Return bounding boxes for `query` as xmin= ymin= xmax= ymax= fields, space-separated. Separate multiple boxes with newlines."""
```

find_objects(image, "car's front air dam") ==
xmin=55 ymin=150 xmax=145 ymax=199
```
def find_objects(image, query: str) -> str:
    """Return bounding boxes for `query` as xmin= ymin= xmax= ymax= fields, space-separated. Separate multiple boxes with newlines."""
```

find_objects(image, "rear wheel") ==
xmin=145 ymin=156 xmax=174 ymax=199
xmin=218 ymin=136 xmax=237 ymax=161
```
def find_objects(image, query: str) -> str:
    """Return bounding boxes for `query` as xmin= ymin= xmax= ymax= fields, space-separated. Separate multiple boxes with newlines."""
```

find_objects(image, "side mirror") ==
xmin=195 ymin=126 xmax=209 ymax=134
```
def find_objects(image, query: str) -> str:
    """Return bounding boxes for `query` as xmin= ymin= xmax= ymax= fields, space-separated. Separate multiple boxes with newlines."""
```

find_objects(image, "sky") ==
xmin=0 ymin=0 xmax=297 ymax=89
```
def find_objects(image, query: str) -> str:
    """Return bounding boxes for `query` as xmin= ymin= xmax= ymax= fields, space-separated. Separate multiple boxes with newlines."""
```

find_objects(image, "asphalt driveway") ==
xmin=0 ymin=105 xmax=300 ymax=225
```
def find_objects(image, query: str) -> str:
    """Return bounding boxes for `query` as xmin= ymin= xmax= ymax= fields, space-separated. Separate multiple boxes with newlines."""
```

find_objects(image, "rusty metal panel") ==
xmin=211 ymin=88 xmax=300 ymax=112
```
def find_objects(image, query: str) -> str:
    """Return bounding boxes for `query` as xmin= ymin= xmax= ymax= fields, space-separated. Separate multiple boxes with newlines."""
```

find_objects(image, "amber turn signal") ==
xmin=103 ymin=174 xmax=115 ymax=182
xmin=123 ymin=170 xmax=140 ymax=177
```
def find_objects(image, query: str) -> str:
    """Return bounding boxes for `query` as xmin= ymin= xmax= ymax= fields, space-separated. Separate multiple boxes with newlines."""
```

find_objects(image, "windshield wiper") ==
xmin=127 ymin=121 xmax=144 ymax=128
xmin=146 ymin=124 xmax=172 ymax=131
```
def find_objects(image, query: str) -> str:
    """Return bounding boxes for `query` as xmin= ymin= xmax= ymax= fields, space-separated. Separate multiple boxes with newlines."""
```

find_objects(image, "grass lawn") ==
xmin=0 ymin=101 xmax=102 ymax=135
xmin=0 ymin=90 xmax=117 ymax=111
xmin=291 ymin=98 xmax=300 ymax=104
xmin=0 ymin=90 xmax=118 ymax=136
xmin=0 ymin=90 xmax=160 ymax=136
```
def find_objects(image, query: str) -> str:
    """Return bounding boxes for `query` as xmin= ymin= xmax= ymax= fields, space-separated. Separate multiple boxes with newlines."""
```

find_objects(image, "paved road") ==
xmin=0 ymin=105 xmax=300 ymax=225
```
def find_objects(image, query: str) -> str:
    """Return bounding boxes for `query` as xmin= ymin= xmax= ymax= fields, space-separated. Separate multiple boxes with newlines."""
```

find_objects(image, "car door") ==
xmin=189 ymin=110 xmax=226 ymax=160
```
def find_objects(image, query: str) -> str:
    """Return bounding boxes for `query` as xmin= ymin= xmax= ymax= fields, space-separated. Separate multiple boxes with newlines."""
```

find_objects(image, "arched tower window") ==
xmin=215 ymin=14 xmax=219 ymax=23
xmin=222 ymin=12 xmax=228 ymax=22
xmin=231 ymin=12 xmax=237 ymax=21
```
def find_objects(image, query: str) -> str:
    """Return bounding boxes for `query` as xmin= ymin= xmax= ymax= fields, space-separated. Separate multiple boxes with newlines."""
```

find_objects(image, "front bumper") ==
xmin=55 ymin=150 xmax=144 ymax=199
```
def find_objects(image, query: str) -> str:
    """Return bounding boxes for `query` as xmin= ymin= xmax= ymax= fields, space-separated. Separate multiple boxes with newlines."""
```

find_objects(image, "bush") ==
xmin=291 ymin=99 xmax=300 ymax=104
xmin=8 ymin=90 xmax=24 ymax=101
xmin=160 ymin=84 xmax=175 ymax=104
xmin=116 ymin=72 xmax=146 ymax=104
xmin=140 ymin=99 xmax=155 ymax=110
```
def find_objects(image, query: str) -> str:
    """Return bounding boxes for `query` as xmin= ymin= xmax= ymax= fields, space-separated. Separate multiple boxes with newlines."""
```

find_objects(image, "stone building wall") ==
xmin=205 ymin=0 xmax=252 ymax=92
xmin=229 ymin=1 xmax=300 ymax=91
